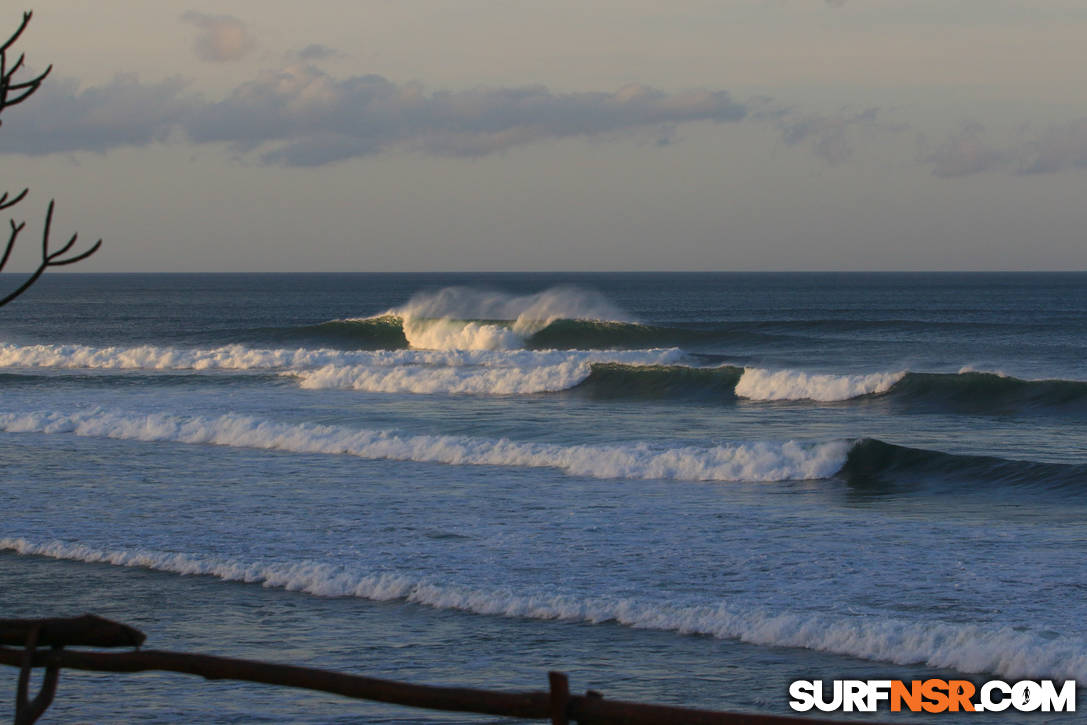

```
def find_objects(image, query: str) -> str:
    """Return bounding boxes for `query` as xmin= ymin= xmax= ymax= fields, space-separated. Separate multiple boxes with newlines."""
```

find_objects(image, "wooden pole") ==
xmin=548 ymin=670 xmax=570 ymax=725
xmin=0 ymin=615 xmax=859 ymax=725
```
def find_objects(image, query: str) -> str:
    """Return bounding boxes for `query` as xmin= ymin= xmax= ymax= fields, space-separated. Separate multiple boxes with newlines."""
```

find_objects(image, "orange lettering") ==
xmin=948 ymin=680 xmax=976 ymax=712
xmin=922 ymin=679 xmax=949 ymax=713
xmin=891 ymin=680 xmax=923 ymax=712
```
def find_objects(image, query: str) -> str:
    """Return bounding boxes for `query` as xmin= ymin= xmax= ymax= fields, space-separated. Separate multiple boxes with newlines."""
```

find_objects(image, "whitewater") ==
xmin=2 ymin=273 xmax=1086 ymax=724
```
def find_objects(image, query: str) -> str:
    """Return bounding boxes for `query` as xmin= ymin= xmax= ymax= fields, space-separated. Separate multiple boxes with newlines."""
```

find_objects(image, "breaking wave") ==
xmin=0 ymin=408 xmax=851 ymax=482
xmin=0 ymin=342 xmax=685 ymax=395
xmin=3 ymin=537 xmax=1084 ymax=681
xmin=4 ymin=339 xmax=1086 ymax=411
xmin=2 ymin=408 xmax=1084 ymax=490
xmin=0 ymin=342 xmax=366 ymax=371
xmin=294 ymin=359 xmax=592 ymax=395
xmin=571 ymin=365 xmax=1087 ymax=413
xmin=250 ymin=316 xmax=717 ymax=351
xmin=375 ymin=286 xmax=635 ymax=350
xmin=734 ymin=368 xmax=905 ymax=402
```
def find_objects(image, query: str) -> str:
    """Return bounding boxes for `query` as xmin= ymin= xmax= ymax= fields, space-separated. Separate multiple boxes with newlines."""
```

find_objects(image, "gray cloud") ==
xmin=921 ymin=120 xmax=1087 ymax=177
xmin=181 ymin=11 xmax=255 ymax=63
xmin=778 ymin=107 xmax=883 ymax=164
xmin=1017 ymin=120 xmax=1087 ymax=174
xmin=186 ymin=65 xmax=747 ymax=165
xmin=0 ymin=74 xmax=193 ymax=155
xmin=297 ymin=44 xmax=342 ymax=62
xmin=0 ymin=65 xmax=747 ymax=165
xmin=920 ymin=122 xmax=1009 ymax=178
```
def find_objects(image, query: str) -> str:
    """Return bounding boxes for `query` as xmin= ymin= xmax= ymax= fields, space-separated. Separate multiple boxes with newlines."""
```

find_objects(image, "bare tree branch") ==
xmin=0 ymin=200 xmax=101 ymax=306
xmin=1 ymin=218 xmax=26 ymax=271
xmin=0 ymin=13 xmax=54 ymax=118
xmin=0 ymin=10 xmax=101 ymax=309
xmin=0 ymin=11 xmax=32 ymax=54
xmin=0 ymin=187 xmax=28 ymax=209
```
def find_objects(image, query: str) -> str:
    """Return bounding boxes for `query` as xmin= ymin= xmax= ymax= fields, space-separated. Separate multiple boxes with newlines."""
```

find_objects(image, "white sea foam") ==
xmin=0 ymin=342 xmax=682 ymax=394
xmin=292 ymin=348 xmax=682 ymax=394
xmin=400 ymin=318 xmax=524 ymax=351
xmin=3 ymin=536 xmax=1083 ymax=682
xmin=735 ymin=368 xmax=906 ymax=402
xmin=0 ymin=408 xmax=850 ymax=482
xmin=0 ymin=342 xmax=358 ymax=371
xmin=294 ymin=360 xmax=593 ymax=394
xmin=0 ymin=342 xmax=678 ymax=372
xmin=958 ymin=365 xmax=1011 ymax=378
xmin=376 ymin=286 xmax=633 ymax=350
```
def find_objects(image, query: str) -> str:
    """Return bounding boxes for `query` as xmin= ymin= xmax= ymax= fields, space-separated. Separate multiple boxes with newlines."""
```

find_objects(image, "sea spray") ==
xmin=380 ymin=286 xmax=635 ymax=350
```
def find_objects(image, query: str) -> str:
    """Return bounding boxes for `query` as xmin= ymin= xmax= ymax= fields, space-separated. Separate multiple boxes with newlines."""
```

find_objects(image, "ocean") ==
xmin=0 ymin=272 xmax=1085 ymax=723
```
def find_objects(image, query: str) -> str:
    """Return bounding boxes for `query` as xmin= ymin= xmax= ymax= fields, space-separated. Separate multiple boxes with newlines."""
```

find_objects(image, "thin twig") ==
xmin=0 ymin=200 xmax=102 ymax=307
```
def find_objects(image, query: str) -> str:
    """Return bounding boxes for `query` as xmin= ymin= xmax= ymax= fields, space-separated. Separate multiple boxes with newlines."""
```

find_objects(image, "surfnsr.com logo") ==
xmin=789 ymin=679 xmax=1076 ymax=713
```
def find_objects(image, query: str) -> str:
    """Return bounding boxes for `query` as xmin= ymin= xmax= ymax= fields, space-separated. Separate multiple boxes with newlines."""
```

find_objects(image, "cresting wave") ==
xmin=291 ymin=349 xmax=683 ymax=395
xmin=2 ymin=408 xmax=1084 ymax=490
xmin=2 ymin=537 xmax=1083 ymax=682
xmin=571 ymin=365 xmax=1087 ymax=412
xmin=570 ymin=364 xmax=903 ymax=403
xmin=0 ymin=408 xmax=851 ymax=482
xmin=4 ymin=340 xmax=1087 ymax=409
xmin=0 ymin=341 xmax=678 ymax=373
xmin=0 ymin=341 xmax=372 ymax=371
xmin=270 ymin=316 xmax=709 ymax=351
xmin=356 ymin=286 xmax=638 ymax=350
xmin=0 ymin=341 xmax=685 ymax=395
xmin=296 ymin=362 xmax=908 ymax=401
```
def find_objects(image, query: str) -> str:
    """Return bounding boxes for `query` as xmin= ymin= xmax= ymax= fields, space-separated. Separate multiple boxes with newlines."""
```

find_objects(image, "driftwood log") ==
xmin=0 ymin=614 xmax=854 ymax=725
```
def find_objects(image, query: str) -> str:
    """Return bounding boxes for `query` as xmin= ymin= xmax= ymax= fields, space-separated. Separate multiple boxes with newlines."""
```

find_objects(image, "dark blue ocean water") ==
xmin=1 ymin=273 xmax=1085 ymax=723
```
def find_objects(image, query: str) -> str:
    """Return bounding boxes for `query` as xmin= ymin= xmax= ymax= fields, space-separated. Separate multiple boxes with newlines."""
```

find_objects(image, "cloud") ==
xmin=1017 ymin=120 xmax=1087 ymax=174
xmin=185 ymin=65 xmax=748 ymax=165
xmin=0 ymin=65 xmax=747 ymax=165
xmin=181 ymin=11 xmax=255 ymax=63
xmin=0 ymin=74 xmax=193 ymax=155
xmin=777 ymin=107 xmax=884 ymax=164
xmin=297 ymin=44 xmax=342 ymax=62
xmin=920 ymin=122 xmax=1009 ymax=178
xmin=921 ymin=120 xmax=1087 ymax=176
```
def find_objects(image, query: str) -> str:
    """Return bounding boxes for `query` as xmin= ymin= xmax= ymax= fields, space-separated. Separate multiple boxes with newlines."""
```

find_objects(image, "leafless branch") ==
xmin=0 ymin=187 xmax=28 ymax=210
xmin=1 ymin=218 xmax=26 ymax=271
xmin=0 ymin=12 xmax=52 ymax=122
xmin=0 ymin=199 xmax=102 ymax=307
xmin=0 ymin=11 xmax=32 ymax=55
xmin=0 ymin=10 xmax=102 ymax=309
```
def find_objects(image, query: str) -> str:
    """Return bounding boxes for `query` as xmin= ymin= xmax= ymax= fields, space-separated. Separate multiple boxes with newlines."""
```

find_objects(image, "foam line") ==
xmin=0 ymin=342 xmax=368 ymax=371
xmin=0 ymin=408 xmax=850 ymax=482
xmin=293 ymin=360 xmax=594 ymax=394
xmin=2 ymin=537 xmax=1082 ymax=681
xmin=0 ymin=342 xmax=681 ymax=371
xmin=736 ymin=368 xmax=906 ymax=402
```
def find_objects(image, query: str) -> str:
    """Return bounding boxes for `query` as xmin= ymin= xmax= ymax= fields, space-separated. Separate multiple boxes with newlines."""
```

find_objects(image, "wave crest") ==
xmin=3 ymin=537 xmax=1083 ymax=681
xmin=376 ymin=286 xmax=634 ymax=350
xmin=0 ymin=408 xmax=851 ymax=482
xmin=735 ymin=368 xmax=906 ymax=402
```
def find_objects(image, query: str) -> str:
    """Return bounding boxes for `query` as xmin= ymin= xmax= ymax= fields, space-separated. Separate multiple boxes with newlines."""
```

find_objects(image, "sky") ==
xmin=1 ymin=1 xmax=1086 ymax=272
